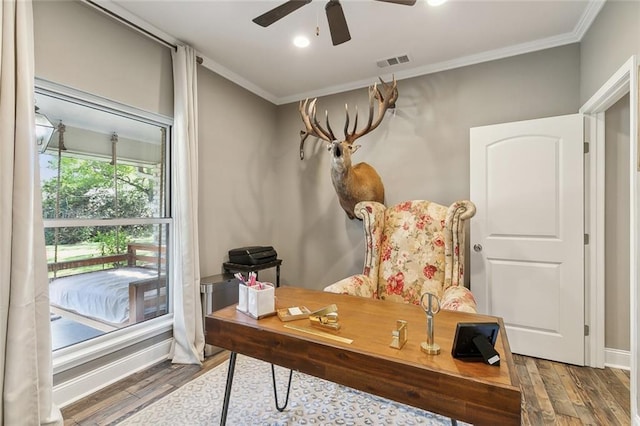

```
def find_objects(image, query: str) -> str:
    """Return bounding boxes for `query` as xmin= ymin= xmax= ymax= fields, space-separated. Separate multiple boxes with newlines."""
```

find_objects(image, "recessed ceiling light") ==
xmin=293 ymin=36 xmax=310 ymax=48
xmin=427 ymin=0 xmax=447 ymax=6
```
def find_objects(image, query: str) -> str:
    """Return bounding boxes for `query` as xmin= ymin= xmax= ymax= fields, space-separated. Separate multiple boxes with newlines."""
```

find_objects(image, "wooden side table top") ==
xmin=206 ymin=286 xmax=521 ymax=425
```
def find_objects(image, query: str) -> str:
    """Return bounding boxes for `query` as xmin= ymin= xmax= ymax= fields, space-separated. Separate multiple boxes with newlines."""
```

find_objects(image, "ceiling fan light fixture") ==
xmin=293 ymin=35 xmax=311 ymax=48
xmin=325 ymin=0 xmax=351 ymax=46
xmin=427 ymin=0 xmax=447 ymax=6
xmin=253 ymin=0 xmax=414 ymax=46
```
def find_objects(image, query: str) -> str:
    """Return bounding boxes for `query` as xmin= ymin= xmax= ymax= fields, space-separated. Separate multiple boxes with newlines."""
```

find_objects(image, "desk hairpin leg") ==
xmin=220 ymin=352 xmax=237 ymax=426
xmin=271 ymin=364 xmax=293 ymax=412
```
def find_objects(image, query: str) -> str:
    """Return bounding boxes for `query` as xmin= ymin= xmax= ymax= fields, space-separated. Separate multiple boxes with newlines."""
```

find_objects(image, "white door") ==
xmin=470 ymin=114 xmax=584 ymax=365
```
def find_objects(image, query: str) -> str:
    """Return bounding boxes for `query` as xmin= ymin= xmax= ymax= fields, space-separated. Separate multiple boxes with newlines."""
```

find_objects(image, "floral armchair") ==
xmin=324 ymin=199 xmax=478 ymax=313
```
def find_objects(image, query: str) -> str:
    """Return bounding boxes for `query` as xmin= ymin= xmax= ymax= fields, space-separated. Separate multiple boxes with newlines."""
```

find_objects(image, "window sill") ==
xmin=52 ymin=314 xmax=174 ymax=375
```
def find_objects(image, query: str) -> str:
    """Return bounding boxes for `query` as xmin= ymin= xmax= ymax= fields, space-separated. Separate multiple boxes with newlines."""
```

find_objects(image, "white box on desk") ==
xmin=237 ymin=284 xmax=248 ymax=313
xmin=247 ymin=283 xmax=275 ymax=319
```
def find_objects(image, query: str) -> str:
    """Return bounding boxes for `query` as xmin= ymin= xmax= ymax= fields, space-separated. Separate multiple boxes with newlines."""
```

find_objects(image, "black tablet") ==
xmin=451 ymin=322 xmax=500 ymax=362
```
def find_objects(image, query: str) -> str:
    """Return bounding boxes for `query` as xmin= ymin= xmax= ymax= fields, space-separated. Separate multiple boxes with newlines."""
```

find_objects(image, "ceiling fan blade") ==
xmin=253 ymin=0 xmax=312 ymax=27
xmin=325 ymin=0 xmax=351 ymax=46
xmin=375 ymin=0 xmax=417 ymax=5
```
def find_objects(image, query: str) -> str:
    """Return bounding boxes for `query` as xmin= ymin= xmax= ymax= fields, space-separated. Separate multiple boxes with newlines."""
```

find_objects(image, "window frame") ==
xmin=36 ymin=78 xmax=175 ymax=374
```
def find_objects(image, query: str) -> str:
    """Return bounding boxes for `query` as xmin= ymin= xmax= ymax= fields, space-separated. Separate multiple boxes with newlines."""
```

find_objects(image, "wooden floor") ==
xmin=61 ymin=352 xmax=631 ymax=425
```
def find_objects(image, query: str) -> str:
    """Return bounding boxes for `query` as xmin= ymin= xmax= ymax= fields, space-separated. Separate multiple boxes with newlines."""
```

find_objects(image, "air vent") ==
xmin=376 ymin=54 xmax=411 ymax=68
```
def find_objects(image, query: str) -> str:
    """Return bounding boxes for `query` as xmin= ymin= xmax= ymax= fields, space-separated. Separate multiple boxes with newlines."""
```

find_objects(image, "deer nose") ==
xmin=333 ymin=143 xmax=342 ymax=158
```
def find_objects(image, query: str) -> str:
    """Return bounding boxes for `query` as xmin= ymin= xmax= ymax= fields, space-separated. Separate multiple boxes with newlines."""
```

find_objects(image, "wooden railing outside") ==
xmin=48 ymin=243 xmax=165 ymax=273
xmin=127 ymin=243 xmax=166 ymax=268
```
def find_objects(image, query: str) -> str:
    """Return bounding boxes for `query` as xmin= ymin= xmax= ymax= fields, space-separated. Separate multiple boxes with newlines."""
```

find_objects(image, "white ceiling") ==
xmin=99 ymin=0 xmax=604 ymax=105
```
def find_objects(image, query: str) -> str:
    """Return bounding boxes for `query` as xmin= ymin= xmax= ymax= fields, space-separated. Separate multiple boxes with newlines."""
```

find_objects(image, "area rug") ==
xmin=119 ymin=355 xmax=470 ymax=425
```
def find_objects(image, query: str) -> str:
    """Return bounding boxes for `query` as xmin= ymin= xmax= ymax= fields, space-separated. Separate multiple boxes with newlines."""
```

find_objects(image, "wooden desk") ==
xmin=205 ymin=287 xmax=521 ymax=425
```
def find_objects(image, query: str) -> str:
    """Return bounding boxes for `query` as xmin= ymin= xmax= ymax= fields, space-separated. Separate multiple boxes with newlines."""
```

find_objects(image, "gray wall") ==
xmin=580 ymin=0 xmax=640 ymax=104
xmin=605 ymin=94 xmax=631 ymax=351
xmin=270 ymin=45 xmax=580 ymax=291
xmin=197 ymin=68 xmax=279 ymax=284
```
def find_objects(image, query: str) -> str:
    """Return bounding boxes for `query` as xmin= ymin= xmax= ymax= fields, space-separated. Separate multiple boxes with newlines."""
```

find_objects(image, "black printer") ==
xmin=228 ymin=246 xmax=277 ymax=265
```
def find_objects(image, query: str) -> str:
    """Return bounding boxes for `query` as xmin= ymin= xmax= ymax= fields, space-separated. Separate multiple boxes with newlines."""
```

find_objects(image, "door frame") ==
xmin=579 ymin=55 xmax=638 ymax=417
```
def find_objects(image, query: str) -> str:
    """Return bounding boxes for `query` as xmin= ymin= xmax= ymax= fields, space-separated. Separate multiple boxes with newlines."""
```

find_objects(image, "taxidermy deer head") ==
xmin=299 ymin=76 xmax=398 ymax=220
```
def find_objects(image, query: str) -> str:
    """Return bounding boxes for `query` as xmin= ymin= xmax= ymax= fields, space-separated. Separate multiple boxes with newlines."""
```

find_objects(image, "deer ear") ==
xmin=351 ymin=144 xmax=362 ymax=154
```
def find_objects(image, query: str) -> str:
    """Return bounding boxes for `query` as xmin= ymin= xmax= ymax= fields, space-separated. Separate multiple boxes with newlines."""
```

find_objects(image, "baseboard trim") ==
xmin=53 ymin=338 xmax=173 ymax=408
xmin=604 ymin=347 xmax=631 ymax=370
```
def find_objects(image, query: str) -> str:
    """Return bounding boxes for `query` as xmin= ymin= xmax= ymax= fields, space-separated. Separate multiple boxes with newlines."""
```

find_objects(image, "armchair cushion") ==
xmin=324 ymin=274 xmax=377 ymax=298
xmin=377 ymin=201 xmax=449 ymax=305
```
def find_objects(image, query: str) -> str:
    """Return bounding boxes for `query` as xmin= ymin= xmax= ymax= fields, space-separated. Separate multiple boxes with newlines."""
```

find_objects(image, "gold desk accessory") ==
xmin=277 ymin=306 xmax=311 ymax=322
xmin=390 ymin=320 xmax=408 ymax=349
xmin=284 ymin=324 xmax=353 ymax=344
xmin=420 ymin=292 xmax=441 ymax=355
xmin=309 ymin=304 xmax=341 ymax=331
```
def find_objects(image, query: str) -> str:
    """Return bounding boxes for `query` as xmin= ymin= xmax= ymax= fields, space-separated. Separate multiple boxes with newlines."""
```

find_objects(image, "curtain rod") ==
xmin=83 ymin=0 xmax=203 ymax=64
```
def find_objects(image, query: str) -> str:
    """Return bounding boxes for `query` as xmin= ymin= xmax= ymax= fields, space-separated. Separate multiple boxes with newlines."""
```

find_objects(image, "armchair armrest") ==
xmin=441 ymin=284 xmax=477 ymax=313
xmin=323 ymin=274 xmax=377 ymax=299
xmin=354 ymin=201 xmax=386 ymax=280
xmin=444 ymin=200 xmax=476 ymax=288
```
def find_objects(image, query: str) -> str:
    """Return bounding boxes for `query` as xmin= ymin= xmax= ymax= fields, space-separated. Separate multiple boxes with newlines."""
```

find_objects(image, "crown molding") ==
xmin=278 ymin=31 xmax=581 ymax=105
xmin=84 ymin=1 xmax=279 ymax=104
xmin=270 ymin=0 xmax=607 ymax=105
xmin=573 ymin=0 xmax=607 ymax=41
xmin=198 ymin=57 xmax=279 ymax=105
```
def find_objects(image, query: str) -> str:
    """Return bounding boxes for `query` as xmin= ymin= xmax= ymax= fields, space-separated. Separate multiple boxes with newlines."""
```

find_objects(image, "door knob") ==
xmin=473 ymin=244 xmax=482 ymax=252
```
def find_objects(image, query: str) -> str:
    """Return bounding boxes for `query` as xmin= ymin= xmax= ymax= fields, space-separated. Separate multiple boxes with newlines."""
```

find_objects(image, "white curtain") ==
xmin=169 ymin=45 xmax=204 ymax=364
xmin=0 ymin=0 xmax=63 ymax=424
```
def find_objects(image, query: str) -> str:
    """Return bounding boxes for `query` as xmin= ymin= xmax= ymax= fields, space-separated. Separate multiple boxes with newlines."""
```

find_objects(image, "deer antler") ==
xmin=299 ymin=98 xmax=337 ymax=159
xmin=298 ymin=76 xmax=398 ymax=159
xmin=299 ymin=98 xmax=335 ymax=141
xmin=345 ymin=76 xmax=397 ymax=144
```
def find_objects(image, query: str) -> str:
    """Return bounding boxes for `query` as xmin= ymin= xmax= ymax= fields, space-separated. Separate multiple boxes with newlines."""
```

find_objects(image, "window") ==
xmin=36 ymin=81 xmax=172 ymax=351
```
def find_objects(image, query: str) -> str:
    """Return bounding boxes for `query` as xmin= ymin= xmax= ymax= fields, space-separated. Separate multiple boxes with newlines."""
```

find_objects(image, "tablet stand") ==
xmin=472 ymin=334 xmax=501 ymax=366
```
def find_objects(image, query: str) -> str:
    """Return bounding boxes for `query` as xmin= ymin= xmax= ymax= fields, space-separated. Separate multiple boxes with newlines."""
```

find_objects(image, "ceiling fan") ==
xmin=252 ymin=0 xmax=417 ymax=46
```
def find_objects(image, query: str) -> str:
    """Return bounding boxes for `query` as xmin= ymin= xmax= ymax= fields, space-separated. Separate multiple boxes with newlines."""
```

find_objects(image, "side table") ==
xmin=222 ymin=259 xmax=282 ymax=287
xmin=200 ymin=273 xmax=240 ymax=356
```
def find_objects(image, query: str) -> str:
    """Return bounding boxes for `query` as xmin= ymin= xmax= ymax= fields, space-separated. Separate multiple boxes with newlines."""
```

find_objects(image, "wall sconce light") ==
xmin=35 ymin=105 xmax=54 ymax=148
